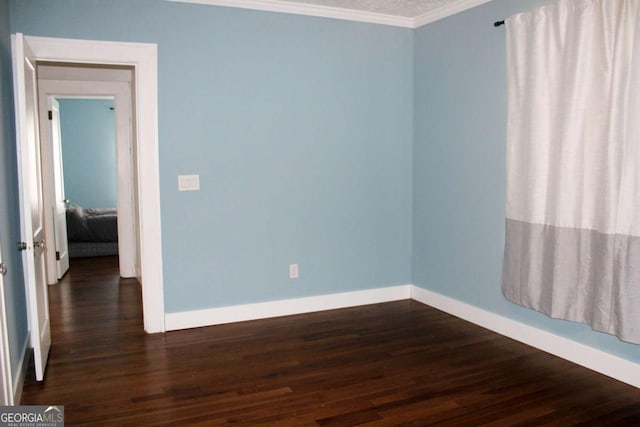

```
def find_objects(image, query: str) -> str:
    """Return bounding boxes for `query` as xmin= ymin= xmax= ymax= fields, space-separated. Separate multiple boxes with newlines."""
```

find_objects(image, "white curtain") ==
xmin=502 ymin=0 xmax=640 ymax=344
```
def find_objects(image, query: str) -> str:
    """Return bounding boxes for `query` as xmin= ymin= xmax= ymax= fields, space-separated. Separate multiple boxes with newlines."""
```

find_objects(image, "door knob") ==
xmin=0 ymin=263 xmax=6 ymax=276
xmin=17 ymin=241 xmax=27 ymax=251
xmin=33 ymin=240 xmax=45 ymax=249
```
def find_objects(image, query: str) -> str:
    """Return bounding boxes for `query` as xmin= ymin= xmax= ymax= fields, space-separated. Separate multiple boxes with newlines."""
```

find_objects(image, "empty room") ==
xmin=0 ymin=0 xmax=639 ymax=424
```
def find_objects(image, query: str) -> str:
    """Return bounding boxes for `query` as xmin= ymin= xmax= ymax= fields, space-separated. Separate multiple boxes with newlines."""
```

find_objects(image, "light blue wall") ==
xmin=0 ymin=0 xmax=29 ymax=384
xmin=413 ymin=0 xmax=639 ymax=362
xmin=10 ymin=0 xmax=414 ymax=312
xmin=59 ymin=98 xmax=116 ymax=208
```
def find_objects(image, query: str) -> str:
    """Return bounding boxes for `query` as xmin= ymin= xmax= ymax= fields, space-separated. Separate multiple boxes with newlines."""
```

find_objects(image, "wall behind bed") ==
xmin=59 ymin=98 xmax=117 ymax=209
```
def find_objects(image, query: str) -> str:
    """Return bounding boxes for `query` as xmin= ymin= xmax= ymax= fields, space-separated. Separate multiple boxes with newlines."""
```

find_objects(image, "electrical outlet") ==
xmin=289 ymin=264 xmax=299 ymax=279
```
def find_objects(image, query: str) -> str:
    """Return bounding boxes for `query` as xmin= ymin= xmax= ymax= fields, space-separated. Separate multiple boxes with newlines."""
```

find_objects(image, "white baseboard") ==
xmin=410 ymin=285 xmax=640 ymax=389
xmin=13 ymin=335 xmax=29 ymax=404
xmin=165 ymin=285 xmax=412 ymax=331
xmin=164 ymin=283 xmax=639 ymax=389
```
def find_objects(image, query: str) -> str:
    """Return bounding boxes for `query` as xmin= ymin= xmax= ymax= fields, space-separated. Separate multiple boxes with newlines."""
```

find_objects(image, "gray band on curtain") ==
xmin=502 ymin=219 xmax=640 ymax=344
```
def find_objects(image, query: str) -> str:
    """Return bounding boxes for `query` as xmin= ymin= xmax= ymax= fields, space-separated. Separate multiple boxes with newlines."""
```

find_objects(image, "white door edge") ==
xmin=12 ymin=33 xmax=52 ymax=380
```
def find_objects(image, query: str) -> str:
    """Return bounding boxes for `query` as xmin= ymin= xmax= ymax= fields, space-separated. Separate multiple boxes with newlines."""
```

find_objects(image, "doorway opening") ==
xmin=37 ymin=63 xmax=138 ymax=283
xmin=13 ymin=37 xmax=164 ymax=368
xmin=54 ymin=97 xmax=119 ymax=264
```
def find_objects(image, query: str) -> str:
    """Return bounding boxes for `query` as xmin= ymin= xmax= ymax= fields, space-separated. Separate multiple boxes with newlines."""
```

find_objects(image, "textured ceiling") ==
xmin=277 ymin=0 xmax=464 ymax=18
xmin=170 ymin=0 xmax=493 ymax=27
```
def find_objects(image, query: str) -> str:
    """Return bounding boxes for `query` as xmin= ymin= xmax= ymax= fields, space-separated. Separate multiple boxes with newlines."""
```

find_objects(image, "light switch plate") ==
xmin=289 ymin=264 xmax=299 ymax=279
xmin=178 ymin=174 xmax=200 ymax=191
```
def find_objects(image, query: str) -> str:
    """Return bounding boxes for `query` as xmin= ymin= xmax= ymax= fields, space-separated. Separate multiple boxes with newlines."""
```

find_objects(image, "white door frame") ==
xmin=22 ymin=34 xmax=165 ymax=333
xmin=38 ymin=79 xmax=138 ymax=281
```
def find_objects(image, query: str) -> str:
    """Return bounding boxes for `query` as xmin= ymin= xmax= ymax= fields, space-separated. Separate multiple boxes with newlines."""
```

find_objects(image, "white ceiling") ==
xmin=172 ymin=0 xmax=494 ymax=28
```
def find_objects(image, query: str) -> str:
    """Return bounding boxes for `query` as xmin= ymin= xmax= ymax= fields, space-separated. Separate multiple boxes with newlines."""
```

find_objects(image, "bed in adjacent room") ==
xmin=66 ymin=204 xmax=118 ymax=258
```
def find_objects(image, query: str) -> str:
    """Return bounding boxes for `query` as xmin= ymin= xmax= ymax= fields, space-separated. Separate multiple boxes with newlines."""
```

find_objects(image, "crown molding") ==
xmin=167 ymin=0 xmax=495 ymax=28
xmin=413 ymin=0 xmax=494 ymax=27
xmin=168 ymin=0 xmax=415 ymax=28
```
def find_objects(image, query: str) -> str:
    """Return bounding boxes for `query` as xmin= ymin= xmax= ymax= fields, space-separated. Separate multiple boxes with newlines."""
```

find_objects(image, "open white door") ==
xmin=0 ymin=241 xmax=15 ymax=404
xmin=39 ymin=94 xmax=70 ymax=284
xmin=12 ymin=33 xmax=51 ymax=381
xmin=50 ymin=99 xmax=70 ymax=279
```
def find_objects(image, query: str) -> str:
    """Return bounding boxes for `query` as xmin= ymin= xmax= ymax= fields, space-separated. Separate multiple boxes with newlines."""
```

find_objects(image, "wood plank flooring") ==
xmin=21 ymin=256 xmax=640 ymax=426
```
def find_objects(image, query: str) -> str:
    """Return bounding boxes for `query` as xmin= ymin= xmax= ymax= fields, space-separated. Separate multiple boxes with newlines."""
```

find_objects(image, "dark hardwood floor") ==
xmin=21 ymin=257 xmax=640 ymax=426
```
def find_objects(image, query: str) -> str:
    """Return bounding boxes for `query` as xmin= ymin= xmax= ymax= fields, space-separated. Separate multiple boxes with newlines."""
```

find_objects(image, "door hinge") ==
xmin=56 ymin=251 xmax=61 ymax=261
xmin=48 ymin=110 xmax=52 ymax=120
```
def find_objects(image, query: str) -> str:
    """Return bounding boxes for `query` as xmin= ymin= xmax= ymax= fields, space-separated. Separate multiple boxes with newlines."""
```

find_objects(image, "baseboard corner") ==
xmin=409 ymin=285 xmax=640 ymax=389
